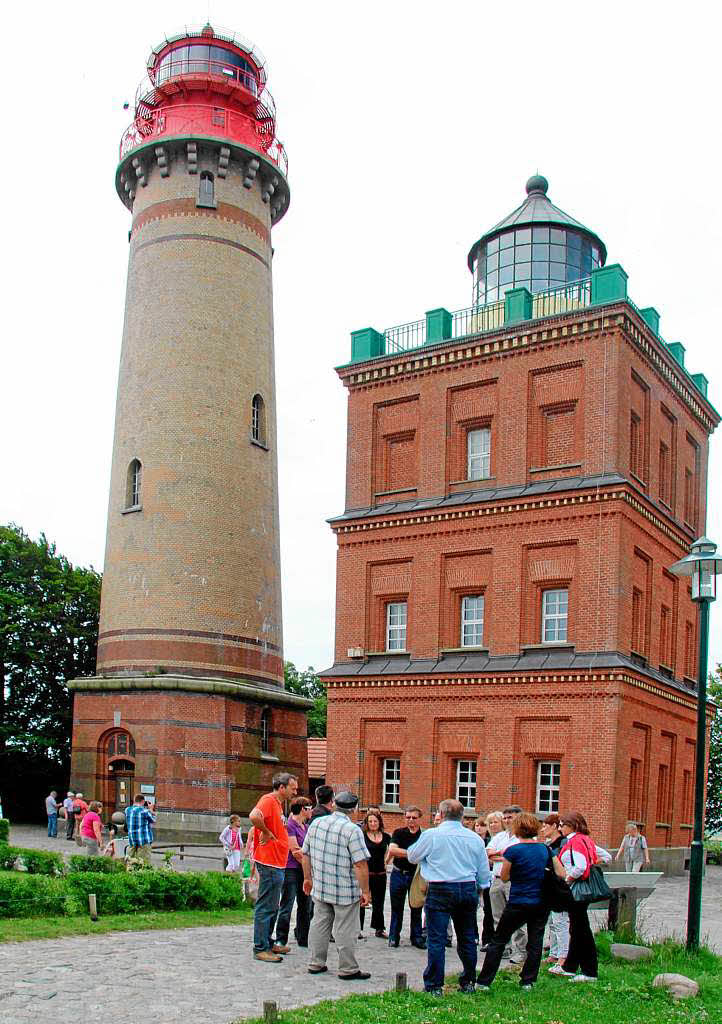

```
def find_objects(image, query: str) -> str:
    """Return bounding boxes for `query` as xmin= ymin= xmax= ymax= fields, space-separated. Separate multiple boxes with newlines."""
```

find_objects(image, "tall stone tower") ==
xmin=69 ymin=25 xmax=309 ymax=835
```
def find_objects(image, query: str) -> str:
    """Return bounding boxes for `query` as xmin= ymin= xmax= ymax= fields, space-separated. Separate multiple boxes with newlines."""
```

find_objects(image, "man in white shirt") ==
xmin=486 ymin=805 xmax=526 ymax=963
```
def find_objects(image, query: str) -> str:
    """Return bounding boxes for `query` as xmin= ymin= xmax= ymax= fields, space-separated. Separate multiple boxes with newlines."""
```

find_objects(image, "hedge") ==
xmin=706 ymin=840 xmax=722 ymax=865
xmin=0 ymin=819 xmax=9 ymax=843
xmin=0 ymin=870 xmax=244 ymax=918
xmin=0 ymin=843 xmax=65 ymax=876
xmin=67 ymin=855 xmax=127 ymax=874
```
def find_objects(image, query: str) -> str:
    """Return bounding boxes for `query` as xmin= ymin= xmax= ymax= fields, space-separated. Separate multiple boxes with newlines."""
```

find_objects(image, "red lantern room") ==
xmin=117 ymin=23 xmax=288 ymax=212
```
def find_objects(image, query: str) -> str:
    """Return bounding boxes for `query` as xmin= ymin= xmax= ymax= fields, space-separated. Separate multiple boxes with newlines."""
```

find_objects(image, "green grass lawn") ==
xmin=0 ymin=905 xmax=253 ymax=942
xmin=241 ymin=937 xmax=721 ymax=1024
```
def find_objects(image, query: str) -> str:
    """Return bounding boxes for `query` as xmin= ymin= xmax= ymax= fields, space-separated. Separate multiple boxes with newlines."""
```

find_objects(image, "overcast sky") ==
xmin=2 ymin=1 xmax=721 ymax=674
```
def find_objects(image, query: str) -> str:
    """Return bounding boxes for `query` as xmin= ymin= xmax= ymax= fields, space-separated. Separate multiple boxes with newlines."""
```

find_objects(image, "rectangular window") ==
xmin=656 ymin=764 xmax=670 ymax=822
xmin=386 ymin=602 xmax=407 ymax=651
xmin=630 ymin=412 xmax=641 ymax=478
xmin=682 ymin=768 xmax=693 ymax=823
xmin=684 ymin=468 xmax=694 ymax=526
xmin=659 ymin=441 xmax=671 ymax=505
xmin=461 ymin=595 xmax=484 ymax=647
xmin=684 ymin=619 xmax=696 ymax=679
xmin=631 ymin=587 xmax=645 ymax=655
xmin=382 ymin=758 xmax=401 ymax=806
xmin=456 ymin=760 xmax=477 ymax=810
xmin=628 ymin=758 xmax=642 ymax=820
xmin=536 ymin=761 xmax=560 ymax=813
xmin=467 ymin=427 xmax=491 ymax=480
xmin=660 ymin=604 xmax=672 ymax=668
xmin=542 ymin=589 xmax=568 ymax=643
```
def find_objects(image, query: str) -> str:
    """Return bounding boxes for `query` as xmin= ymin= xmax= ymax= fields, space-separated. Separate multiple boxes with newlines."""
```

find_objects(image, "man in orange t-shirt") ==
xmin=249 ymin=771 xmax=298 ymax=961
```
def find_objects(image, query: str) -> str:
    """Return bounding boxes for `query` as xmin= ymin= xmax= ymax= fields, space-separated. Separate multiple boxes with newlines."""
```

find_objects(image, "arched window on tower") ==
xmin=125 ymin=459 xmax=142 ymax=509
xmin=198 ymin=171 xmax=216 ymax=208
xmin=251 ymin=394 xmax=266 ymax=446
xmin=260 ymin=708 xmax=271 ymax=754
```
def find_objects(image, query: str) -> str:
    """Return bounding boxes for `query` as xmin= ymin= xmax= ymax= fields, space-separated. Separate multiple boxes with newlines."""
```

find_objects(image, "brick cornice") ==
xmin=338 ymin=303 xmax=718 ymax=433
xmin=332 ymin=483 xmax=692 ymax=549
xmin=131 ymin=197 xmax=270 ymax=245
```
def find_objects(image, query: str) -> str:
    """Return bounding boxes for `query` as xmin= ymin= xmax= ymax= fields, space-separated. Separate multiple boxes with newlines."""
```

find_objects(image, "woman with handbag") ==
xmin=551 ymin=811 xmax=612 ymax=982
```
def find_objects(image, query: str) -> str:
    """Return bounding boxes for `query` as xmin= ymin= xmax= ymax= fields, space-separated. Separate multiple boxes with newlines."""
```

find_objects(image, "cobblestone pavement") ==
xmin=1 ymin=827 xmax=720 ymax=1023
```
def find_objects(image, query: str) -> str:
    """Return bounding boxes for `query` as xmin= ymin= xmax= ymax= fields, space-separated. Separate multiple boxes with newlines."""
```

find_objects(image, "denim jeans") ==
xmin=273 ymin=867 xmax=310 ymax=946
xmin=253 ymin=862 xmax=285 ymax=952
xmin=47 ymin=814 xmax=58 ymax=837
xmin=423 ymin=881 xmax=479 ymax=991
xmin=478 ymin=901 xmax=548 ymax=987
xmin=389 ymin=869 xmax=423 ymax=944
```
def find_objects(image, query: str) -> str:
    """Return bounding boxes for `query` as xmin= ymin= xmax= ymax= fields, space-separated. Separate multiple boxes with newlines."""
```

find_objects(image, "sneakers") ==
xmin=458 ymin=983 xmax=475 ymax=994
xmin=426 ymin=988 xmax=443 ymax=997
xmin=375 ymin=930 xmax=388 ymax=938
xmin=520 ymin=983 xmax=534 ymax=991
xmin=477 ymin=984 xmax=491 ymax=992
xmin=254 ymin=950 xmax=283 ymax=963
xmin=569 ymin=974 xmax=597 ymax=983
xmin=548 ymin=964 xmax=575 ymax=976
xmin=308 ymin=965 xmax=328 ymax=974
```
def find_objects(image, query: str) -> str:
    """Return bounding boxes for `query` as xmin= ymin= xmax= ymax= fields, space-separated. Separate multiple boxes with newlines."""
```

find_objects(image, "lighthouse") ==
xmin=69 ymin=25 xmax=309 ymax=835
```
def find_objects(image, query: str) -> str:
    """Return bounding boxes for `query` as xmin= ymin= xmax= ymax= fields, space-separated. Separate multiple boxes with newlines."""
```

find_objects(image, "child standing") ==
xmin=219 ymin=814 xmax=244 ymax=872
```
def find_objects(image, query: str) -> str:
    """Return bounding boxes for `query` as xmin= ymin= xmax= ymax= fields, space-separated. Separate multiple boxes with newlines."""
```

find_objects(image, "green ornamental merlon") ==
xmin=666 ymin=341 xmax=686 ymax=367
xmin=467 ymin=175 xmax=607 ymax=272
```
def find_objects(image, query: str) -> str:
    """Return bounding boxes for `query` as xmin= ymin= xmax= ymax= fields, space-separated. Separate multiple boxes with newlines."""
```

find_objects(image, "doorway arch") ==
xmin=100 ymin=729 xmax=136 ymax=813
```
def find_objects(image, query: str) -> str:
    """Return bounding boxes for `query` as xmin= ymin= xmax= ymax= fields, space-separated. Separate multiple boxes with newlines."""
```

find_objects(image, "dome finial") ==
xmin=526 ymin=174 xmax=549 ymax=196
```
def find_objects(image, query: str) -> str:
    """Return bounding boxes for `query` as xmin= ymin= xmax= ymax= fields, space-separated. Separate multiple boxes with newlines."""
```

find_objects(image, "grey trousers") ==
xmin=489 ymin=877 xmax=527 ymax=956
xmin=309 ymin=898 xmax=362 ymax=977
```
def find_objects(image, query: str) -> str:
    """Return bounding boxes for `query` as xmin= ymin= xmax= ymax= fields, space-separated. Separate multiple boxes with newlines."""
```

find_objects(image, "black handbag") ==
xmin=542 ymin=847 xmax=574 ymax=912
xmin=569 ymin=847 xmax=613 ymax=903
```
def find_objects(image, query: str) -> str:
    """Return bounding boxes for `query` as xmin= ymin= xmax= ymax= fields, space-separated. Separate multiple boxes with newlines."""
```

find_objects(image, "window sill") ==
xmin=680 ymin=823 xmax=693 ymax=830
xmin=520 ymin=642 xmax=574 ymax=652
xmin=250 ymin=438 xmax=269 ymax=451
xmin=379 ymin=804 xmax=401 ymax=813
xmin=440 ymin=647 xmax=489 ymax=655
xmin=654 ymin=822 xmax=672 ymax=829
xmin=121 ymin=504 xmax=143 ymax=515
xmin=683 ymin=675 xmax=697 ymax=688
xmin=448 ymin=477 xmax=495 ymax=486
xmin=528 ymin=463 xmax=582 ymax=474
xmin=196 ymin=199 xmax=217 ymax=209
xmin=260 ymin=752 xmax=279 ymax=763
xmin=374 ymin=487 xmax=418 ymax=498
xmin=365 ymin=650 xmax=409 ymax=657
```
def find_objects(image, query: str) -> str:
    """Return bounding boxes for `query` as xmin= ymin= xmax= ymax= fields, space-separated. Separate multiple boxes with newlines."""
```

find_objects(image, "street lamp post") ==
xmin=669 ymin=537 xmax=722 ymax=951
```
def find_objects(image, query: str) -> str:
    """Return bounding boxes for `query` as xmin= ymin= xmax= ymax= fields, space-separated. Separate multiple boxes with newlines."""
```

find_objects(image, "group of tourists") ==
xmin=44 ymin=789 xmax=157 ymax=862
xmin=237 ymin=774 xmax=645 ymax=995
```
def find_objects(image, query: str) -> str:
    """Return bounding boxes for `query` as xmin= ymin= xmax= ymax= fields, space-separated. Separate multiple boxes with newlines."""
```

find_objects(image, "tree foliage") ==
xmin=283 ymin=662 xmax=327 ymax=738
xmin=0 ymin=525 xmax=101 ymax=816
xmin=707 ymin=666 xmax=722 ymax=836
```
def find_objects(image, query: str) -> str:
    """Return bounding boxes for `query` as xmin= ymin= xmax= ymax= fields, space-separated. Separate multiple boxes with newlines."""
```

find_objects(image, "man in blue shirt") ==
xmin=125 ymin=794 xmax=156 ymax=864
xmin=408 ymin=799 xmax=491 ymax=996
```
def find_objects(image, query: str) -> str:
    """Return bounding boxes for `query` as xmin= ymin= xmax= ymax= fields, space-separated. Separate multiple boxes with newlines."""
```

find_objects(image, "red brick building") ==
xmin=69 ymin=27 xmax=309 ymax=836
xmin=321 ymin=176 xmax=718 ymax=848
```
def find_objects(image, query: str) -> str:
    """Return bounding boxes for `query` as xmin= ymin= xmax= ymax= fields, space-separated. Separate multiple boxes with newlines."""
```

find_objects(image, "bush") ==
xmin=705 ymin=840 xmax=722 ymax=865
xmin=0 ymin=873 xmax=67 ymax=918
xmin=0 ymin=843 xmax=65 ymax=875
xmin=0 ymin=867 xmax=244 ymax=918
xmin=0 ymin=819 xmax=9 ymax=843
xmin=67 ymin=855 xmax=127 ymax=874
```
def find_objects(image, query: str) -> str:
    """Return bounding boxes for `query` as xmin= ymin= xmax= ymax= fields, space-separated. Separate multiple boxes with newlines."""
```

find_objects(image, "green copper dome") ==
xmin=468 ymin=176 xmax=607 ymax=307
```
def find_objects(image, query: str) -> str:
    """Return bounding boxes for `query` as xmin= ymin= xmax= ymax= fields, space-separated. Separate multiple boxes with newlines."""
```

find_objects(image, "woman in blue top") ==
xmin=477 ymin=812 xmax=561 ymax=991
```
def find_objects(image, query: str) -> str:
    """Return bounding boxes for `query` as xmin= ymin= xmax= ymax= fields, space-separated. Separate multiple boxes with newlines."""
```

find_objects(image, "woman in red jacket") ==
xmin=550 ymin=811 xmax=611 ymax=982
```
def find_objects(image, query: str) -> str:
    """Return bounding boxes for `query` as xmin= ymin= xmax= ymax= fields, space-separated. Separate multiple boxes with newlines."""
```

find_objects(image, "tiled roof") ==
xmin=307 ymin=738 xmax=327 ymax=778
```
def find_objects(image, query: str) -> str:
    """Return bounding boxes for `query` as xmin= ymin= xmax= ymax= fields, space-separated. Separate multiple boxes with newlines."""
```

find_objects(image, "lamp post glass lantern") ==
xmin=669 ymin=537 xmax=722 ymax=951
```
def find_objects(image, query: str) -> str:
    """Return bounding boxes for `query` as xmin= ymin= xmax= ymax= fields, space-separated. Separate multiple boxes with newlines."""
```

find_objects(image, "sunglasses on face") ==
xmin=405 ymin=815 xmax=419 ymax=821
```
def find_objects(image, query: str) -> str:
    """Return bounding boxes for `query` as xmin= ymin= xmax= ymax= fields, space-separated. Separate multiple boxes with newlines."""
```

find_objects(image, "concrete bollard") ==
xmin=395 ymin=972 xmax=407 ymax=992
xmin=89 ymin=893 xmax=98 ymax=921
xmin=263 ymin=1000 xmax=279 ymax=1022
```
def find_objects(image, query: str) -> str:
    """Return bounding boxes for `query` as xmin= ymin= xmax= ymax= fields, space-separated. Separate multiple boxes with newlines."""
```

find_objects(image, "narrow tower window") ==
xmin=198 ymin=171 xmax=216 ymax=208
xmin=260 ymin=708 xmax=271 ymax=754
xmin=126 ymin=459 xmax=142 ymax=509
xmin=251 ymin=394 xmax=266 ymax=445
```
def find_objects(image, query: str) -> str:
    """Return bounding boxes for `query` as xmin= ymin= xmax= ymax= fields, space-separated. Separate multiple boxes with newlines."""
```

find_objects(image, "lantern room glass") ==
xmin=473 ymin=227 xmax=602 ymax=307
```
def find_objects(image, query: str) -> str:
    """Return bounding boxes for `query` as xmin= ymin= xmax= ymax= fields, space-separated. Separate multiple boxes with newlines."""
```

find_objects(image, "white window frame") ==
xmin=456 ymin=760 xmax=477 ymax=811
xmin=461 ymin=594 xmax=484 ymax=647
xmin=386 ymin=601 xmax=407 ymax=651
xmin=467 ymin=427 xmax=491 ymax=481
xmin=541 ymin=588 xmax=568 ymax=643
xmin=260 ymin=709 xmax=270 ymax=753
xmin=536 ymin=760 xmax=560 ymax=814
xmin=382 ymin=758 xmax=401 ymax=806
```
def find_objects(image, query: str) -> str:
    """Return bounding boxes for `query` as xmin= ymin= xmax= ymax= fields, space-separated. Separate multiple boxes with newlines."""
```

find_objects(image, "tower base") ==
xmin=69 ymin=674 xmax=311 ymax=836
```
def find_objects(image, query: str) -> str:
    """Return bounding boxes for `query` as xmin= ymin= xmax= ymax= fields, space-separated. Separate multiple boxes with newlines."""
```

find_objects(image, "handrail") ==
xmin=119 ymin=102 xmax=288 ymax=177
xmin=136 ymin=58 xmax=277 ymax=122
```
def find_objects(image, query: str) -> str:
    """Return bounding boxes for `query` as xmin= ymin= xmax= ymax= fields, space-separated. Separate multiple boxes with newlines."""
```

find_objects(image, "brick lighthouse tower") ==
xmin=69 ymin=26 xmax=309 ymax=835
